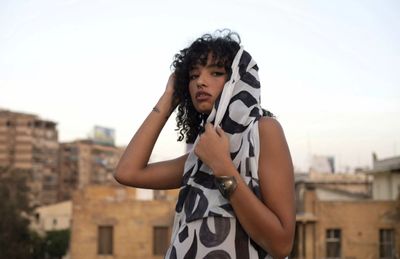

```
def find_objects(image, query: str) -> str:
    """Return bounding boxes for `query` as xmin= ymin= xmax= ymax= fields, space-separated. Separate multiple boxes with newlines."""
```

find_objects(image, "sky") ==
xmin=1 ymin=0 xmax=399 ymax=172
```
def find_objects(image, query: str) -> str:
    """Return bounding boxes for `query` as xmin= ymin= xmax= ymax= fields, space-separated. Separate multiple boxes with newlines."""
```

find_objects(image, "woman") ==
xmin=115 ymin=30 xmax=295 ymax=259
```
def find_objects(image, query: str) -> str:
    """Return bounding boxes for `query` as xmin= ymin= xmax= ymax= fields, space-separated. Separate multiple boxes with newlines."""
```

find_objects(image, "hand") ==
xmin=164 ymin=72 xmax=179 ymax=111
xmin=165 ymin=72 xmax=175 ymax=95
xmin=194 ymin=123 xmax=233 ymax=176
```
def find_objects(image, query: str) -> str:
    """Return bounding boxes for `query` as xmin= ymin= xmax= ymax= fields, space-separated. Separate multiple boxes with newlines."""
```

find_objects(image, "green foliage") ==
xmin=0 ymin=166 xmax=46 ymax=258
xmin=29 ymin=231 xmax=46 ymax=259
xmin=45 ymin=229 xmax=71 ymax=258
xmin=0 ymin=166 xmax=71 ymax=259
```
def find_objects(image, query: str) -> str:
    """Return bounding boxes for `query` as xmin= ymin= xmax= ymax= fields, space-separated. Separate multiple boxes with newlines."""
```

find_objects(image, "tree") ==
xmin=45 ymin=229 xmax=71 ymax=259
xmin=0 ymin=166 xmax=45 ymax=259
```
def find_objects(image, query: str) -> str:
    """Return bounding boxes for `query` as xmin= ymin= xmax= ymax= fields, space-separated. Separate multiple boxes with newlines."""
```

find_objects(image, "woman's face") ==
xmin=188 ymin=53 xmax=228 ymax=114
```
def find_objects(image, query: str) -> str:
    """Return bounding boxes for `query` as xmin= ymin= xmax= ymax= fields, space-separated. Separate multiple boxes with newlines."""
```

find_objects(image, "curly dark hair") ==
xmin=171 ymin=29 xmax=241 ymax=143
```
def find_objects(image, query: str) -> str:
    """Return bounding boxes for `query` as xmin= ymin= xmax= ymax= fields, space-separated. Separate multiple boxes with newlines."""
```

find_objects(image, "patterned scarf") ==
xmin=174 ymin=47 xmax=264 ymax=225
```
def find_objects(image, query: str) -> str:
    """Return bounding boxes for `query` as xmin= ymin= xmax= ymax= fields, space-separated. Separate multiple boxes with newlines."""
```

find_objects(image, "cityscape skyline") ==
xmin=1 ymin=106 xmax=397 ymax=173
xmin=1 ymin=0 xmax=399 ymax=171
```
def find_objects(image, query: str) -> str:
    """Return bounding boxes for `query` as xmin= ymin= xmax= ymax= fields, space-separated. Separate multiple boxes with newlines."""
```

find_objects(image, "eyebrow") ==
xmin=190 ymin=63 xmax=224 ymax=70
xmin=207 ymin=63 xmax=224 ymax=69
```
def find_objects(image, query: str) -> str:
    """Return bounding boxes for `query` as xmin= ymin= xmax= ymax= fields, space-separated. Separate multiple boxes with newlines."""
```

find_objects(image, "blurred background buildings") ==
xmin=0 ymin=108 xmax=399 ymax=258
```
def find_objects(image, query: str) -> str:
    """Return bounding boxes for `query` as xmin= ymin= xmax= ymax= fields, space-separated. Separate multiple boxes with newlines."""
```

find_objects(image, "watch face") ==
xmin=215 ymin=176 xmax=237 ymax=199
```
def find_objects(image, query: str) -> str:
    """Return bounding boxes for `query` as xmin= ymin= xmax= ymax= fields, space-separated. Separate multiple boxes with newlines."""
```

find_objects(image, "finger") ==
xmin=216 ymin=126 xmax=225 ymax=137
xmin=205 ymin=122 xmax=213 ymax=130
xmin=204 ymin=122 xmax=214 ymax=133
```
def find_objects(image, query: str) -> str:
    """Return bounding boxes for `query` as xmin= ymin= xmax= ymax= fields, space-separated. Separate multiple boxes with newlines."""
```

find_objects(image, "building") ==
xmin=58 ymin=139 xmax=124 ymax=201
xmin=310 ymin=155 xmax=335 ymax=174
xmin=0 ymin=109 xmax=59 ymax=205
xmin=292 ymin=166 xmax=400 ymax=258
xmin=70 ymin=185 xmax=179 ymax=259
xmin=31 ymin=200 xmax=72 ymax=234
xmin=370 ymin=153 xmax=400 ymax=200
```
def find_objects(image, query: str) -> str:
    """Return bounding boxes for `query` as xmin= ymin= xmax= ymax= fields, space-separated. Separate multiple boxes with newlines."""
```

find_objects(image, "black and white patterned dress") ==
xmin=165 ymin=47 xmax=275 ymax=259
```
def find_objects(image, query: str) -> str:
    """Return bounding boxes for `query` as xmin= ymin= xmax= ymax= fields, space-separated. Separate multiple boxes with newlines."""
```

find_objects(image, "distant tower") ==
xmin=372 ymin=152 xmax=378 ymax=162
xmin=310 ymin=155 xmax=335 ymax=174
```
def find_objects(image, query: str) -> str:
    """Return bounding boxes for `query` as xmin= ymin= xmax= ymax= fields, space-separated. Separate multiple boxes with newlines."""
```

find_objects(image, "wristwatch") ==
xmin=215 ymin=176 xmax=238 ymax=200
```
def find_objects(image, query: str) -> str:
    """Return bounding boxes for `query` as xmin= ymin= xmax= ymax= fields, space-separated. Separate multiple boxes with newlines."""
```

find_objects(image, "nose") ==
xmin=196 ymin=72 xmax=207 ymax=88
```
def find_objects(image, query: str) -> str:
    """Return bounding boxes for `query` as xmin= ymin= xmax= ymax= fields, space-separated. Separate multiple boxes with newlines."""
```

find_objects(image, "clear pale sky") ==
xmin=1 ymin=0 xmax=399 ymax=172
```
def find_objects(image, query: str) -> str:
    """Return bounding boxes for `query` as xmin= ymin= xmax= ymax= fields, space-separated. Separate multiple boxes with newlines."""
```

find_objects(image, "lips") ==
xmin=195 ymin=91 xmax=211 ymax=101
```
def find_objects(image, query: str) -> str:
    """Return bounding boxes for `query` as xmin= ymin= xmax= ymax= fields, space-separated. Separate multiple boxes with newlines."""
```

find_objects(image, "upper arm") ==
xmin=258 ymin=117 xmax=295 ymax=231
xmin=115 ymin=153 xmax=188 ymax=190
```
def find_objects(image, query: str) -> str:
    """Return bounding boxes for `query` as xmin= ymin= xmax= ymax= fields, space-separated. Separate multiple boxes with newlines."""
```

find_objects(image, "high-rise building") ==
xmin=0 ymin=109 xmax=59 ymax=205
xmin=58 ymin=139 xmax=124 ymax=201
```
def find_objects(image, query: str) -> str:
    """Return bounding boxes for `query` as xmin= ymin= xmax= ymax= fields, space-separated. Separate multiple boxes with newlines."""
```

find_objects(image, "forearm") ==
xmin=214 ymin=162 xmax=293 ymax=258
xmin=115 ymin=91 xmax=173 ymax=183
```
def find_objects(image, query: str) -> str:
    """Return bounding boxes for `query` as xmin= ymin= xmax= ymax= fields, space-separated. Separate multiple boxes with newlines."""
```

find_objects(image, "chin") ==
xmin=195 ymin=107 xmax=212 ymax=115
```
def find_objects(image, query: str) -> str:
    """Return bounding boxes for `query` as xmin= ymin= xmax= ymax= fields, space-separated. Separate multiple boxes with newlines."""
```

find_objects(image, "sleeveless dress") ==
xmin=165 ymin=48 xmax=275 ymax=259
xmin=165 ymin=217 xmax=273 ymax=258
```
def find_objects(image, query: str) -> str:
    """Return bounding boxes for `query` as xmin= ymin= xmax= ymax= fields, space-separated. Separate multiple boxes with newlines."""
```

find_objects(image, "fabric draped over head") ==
xmin=173 ymin=47 xmax=265 ymax=226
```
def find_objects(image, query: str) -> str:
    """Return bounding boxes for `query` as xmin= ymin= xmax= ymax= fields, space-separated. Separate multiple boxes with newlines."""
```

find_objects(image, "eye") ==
xmin=189 ymin=74 xmax=199 ymax=80
xmin=212 ymin=71 xmax=226 ymax=77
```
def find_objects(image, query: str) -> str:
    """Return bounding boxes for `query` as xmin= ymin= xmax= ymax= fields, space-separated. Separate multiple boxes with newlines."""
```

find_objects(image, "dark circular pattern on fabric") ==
xmin=221 ymin=112 xmax=250 ymax=134
xmin=230 ymin=91 xmax=258 ymax=108
xmin=249 ymin=180 xmax=262 ymax=199
xmin=241 ymin=71 xmax=260 ymax=89
xmin=203 ymin=250 xmax=232 ymax=259
xmin=175 ymin=186 xmax=189 ymax=213
xmin=182 ymin=164 xmax=195 ymax=185
xmin=179 ymin=226 xmax=189 ymax=243
xmin=235 ymin=219 xmax=250 ymax=259
xmin=184 ymin=187 xmax=209 ymax=222
xmin=219 ymin=203 xmax=234 ymax=216
xmin=249 ymin=107 xmax=261 ymax=118
xmin=199 ymin=217 xmax=231 ymax=248
xmin=250 ymin=238 xmax=269 ymax=258
xmin=238 ymin=51 xmax=252 ymax=76
xmin=168 ymin=246 xmax=177 ymax=259
xmin=183 ymin=230 xmax=198 ymax=259
xmin=193 ymin=171 xmax=218 ymax=189
xmin=230 ymin=138 xmax=243 ymax=160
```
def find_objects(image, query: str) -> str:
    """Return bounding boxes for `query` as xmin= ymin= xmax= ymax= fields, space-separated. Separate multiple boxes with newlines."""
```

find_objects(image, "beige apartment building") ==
xmin=0 ymin=109 xmax=59 ymax=205
xmin=58 ymin=139 xmax=124 ymax=201
xmin=292 ymin=156 xmax=400 ymax=259
xmin=70 ymin=185 xmax=179 ymax=259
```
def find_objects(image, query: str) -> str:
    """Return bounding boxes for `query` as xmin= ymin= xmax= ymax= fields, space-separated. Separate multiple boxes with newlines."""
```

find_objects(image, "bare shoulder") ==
xmin=258 ymin=116 xmax=286 ymax=141
xmin=257 ymin=116 xmax=292 ymax=169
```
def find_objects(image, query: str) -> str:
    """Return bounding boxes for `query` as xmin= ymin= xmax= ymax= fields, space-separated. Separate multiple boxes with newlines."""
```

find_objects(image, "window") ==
xmin=326 ymin=229 xmax=341 ymax=259
xmin=154 ymin=190 xmax=167 ymax=200
xmin=153 ymin=226 xmax=169 ymax=255
xmin=380 ymin=229 xmax=395 ymax=259
xmin=34 ymin=213 xmax=40 ymax=223
xmin=98 ymin=226 xmax=113 ymax=255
